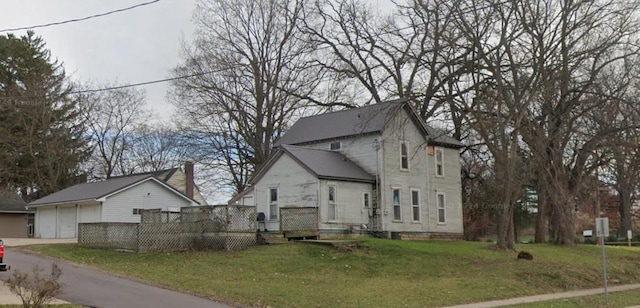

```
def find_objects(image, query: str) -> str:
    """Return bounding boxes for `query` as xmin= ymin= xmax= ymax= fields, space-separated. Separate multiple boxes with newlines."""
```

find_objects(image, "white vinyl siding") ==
xmin=435 ymin=148 xmax=444 ymax=177
xmin=78 ymin=204 xmax=101 ymax=223
xmin=437 ymin=192 xmax=446 ymax=224
xmin=392 ymin=188 xmax=401 ymax=221
xmin=101 ymin=179 xmax=194 ymax=223
xmin=328 ymin=185 xmax=337 ymax=221
xmin=411 ymin=189 xmax=420 ymax=222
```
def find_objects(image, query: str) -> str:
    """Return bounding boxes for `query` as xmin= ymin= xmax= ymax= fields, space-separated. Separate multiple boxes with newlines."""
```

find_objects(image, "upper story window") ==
xmin=330 ymin=142 xmax=341 ymax=151
xmin=435 ymin=148 xmax=444 ymax=177
xmin=400 ymin=142 xmax=409 ymax=170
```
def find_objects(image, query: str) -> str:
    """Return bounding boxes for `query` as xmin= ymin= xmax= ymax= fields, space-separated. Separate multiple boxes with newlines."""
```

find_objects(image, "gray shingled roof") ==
xmin=282 ymin=145 xmax=375 ymax=183
xmin=0 ymin=190 xmax=28 ymax=213
xmin=275 ymin=102 xmax=400 ymax=146
xmin=28 ymin=174 xmax=154 ymax=207
xmin=275 ymin=100 xmax=463 ymax=148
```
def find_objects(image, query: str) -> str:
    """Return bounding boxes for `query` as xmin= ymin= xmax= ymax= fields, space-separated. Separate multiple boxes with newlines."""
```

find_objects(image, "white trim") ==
xmin=400 ymin=141 xmax=410 ymax=171
xmin=391 ymin=187 xmax=401 ymax=222
xmin=435 ymin=147 xmax=445 ymax=177
xmin=410 ymin=188 xmax=421 ymax=222
xmin=328 ymin=184 xmax=337 ymax=221
xmin=363 ymin=191 xmax=370 ymax=208
xmin=268 ymin=186 xmax=279 ymax=221
xmin=100 ymin=177 xmax=198 ymax=205
xmin=437 ymin=191 xmax=446 ymax=224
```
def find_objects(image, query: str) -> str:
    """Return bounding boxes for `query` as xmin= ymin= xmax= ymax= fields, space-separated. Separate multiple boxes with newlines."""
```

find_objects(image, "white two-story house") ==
xmin=230 ymin=100 xmax=464 ymax=239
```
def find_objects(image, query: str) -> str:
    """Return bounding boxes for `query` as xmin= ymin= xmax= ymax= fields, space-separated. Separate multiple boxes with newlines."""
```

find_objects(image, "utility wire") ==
xmin=0 ymin=68 xmax=224 ymax=100
xmin=0 ymin=0 xmax=161 ymax=33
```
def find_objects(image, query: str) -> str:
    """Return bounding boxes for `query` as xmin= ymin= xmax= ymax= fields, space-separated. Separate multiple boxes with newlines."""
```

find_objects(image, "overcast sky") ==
xmin=0 ymin=0 xmax=195 ymax=121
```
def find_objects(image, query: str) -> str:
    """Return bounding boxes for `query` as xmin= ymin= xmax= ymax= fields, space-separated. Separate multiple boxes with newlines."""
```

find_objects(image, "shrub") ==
xmin=5 ymin=263 xmax=64 ymax=308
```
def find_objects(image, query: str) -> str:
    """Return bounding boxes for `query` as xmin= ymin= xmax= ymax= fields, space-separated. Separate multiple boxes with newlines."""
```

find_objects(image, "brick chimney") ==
xmin=185 ymin=161 xmax=194 ymax=199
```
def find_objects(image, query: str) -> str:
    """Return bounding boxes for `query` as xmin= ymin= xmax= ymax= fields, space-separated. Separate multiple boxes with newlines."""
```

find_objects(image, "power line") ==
xmin=0 ymin=69 xmax=223 ymax=100
xmin=0 ymin=0 xmax=161 ymax=33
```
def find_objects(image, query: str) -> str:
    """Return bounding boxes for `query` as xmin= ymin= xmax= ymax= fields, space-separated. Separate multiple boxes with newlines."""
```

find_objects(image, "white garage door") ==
xmin=58 ymin=206 xmax=77 ymax=238
xmin=38 ymin=208 xmax=57 ymax=238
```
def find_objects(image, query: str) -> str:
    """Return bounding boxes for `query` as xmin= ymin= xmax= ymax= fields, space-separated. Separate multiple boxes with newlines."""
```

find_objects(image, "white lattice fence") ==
xmin=79 ymin=206 xmax=257 ymax=252
xmin=280 ymin=207 xmax=318 ymax=232
xmin=78 ymin=223 xmax=138 ymax=250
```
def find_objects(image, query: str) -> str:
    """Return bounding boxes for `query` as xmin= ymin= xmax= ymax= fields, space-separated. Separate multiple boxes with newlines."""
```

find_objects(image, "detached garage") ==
xmin=28 ymin=173 xmax=200 ymax=239
xmin=0 ymin=190 xmax=32 ymax=238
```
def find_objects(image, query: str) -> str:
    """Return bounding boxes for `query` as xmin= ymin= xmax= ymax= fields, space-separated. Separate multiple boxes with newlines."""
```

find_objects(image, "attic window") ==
xmin=330 ymin=142 xmax=341 ymax=151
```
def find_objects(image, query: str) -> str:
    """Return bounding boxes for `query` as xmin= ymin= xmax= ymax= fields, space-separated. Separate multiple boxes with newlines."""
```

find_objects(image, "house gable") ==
xmin=101 ymin=179 xmax=195 ymax=223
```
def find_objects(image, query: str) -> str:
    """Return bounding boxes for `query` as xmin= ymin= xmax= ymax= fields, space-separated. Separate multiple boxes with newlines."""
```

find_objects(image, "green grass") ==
xmin=26 ymin=240 xmax=640 ymax=307
xmin=507 ymin=289 xmax=640 ymax=307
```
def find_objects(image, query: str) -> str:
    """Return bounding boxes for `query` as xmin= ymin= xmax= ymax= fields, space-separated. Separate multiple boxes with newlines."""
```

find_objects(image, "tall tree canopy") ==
xmin=0 ymin=31 xmax=88 ymax=196
xmin=170 ymin=0 xmax=325 ymax=192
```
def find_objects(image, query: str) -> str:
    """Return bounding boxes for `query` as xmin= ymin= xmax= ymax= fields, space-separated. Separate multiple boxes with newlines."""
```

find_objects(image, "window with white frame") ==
xmin=392 ymin=188 xmax=401 ymax=220
xmin=400 ymin=142 xmax=409 ymax=170
xmin=435 ymin=148 xmax=444 ymax=177
xmin=437 ymin=192 xmax=446 ymax=223
xmin=328 ymin=185 xmax=337 ymax=221
xmin=363 ymin=192 xmax=370 ymax=208
xmin=411 ymin=189 xmax=420 ymax=222
xmin=269 ymin=188 xmax=278 ymax=220
xmin=132 ymin=208 xmax=143 ymax=215
xmin=330 ymin=142 xmax=341 ymax=151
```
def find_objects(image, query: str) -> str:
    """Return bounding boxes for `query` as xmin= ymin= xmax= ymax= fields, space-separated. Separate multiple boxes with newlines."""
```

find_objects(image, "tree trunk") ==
xmin=534 ymin=186 xmax=547 ymax=243
xmin=619 ymin=189 xmax=633 ymax=236
xmin=550 ymin=190 xmax=576 ymax=245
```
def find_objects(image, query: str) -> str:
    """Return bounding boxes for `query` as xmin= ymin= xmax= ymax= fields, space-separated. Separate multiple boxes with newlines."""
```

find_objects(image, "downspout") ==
xmin=380 ymin=138 xmax=386 ymax=233
xmin=426 ymin=144 xmax=431 ymax=233
xmin=373 ymin=138 xmax=381 ymax=232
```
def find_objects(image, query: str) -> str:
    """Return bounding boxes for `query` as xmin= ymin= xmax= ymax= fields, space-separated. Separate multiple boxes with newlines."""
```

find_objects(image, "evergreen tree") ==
xmin=0 ymin=31 xmax=88 ymax=197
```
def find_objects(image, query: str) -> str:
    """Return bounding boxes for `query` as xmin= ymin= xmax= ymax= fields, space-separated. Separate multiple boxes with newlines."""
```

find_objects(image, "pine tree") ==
xmin=0 ymin=31 xmax=88 ymax=197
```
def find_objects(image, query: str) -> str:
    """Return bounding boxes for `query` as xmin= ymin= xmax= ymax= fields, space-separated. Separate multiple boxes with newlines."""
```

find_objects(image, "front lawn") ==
xmin=28 ymin=240 xmax=640 ymax=307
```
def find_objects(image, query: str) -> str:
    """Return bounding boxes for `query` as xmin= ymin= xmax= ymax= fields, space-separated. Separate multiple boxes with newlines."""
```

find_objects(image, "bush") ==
xmin=5 ymin=263 xmax=64 ymax=308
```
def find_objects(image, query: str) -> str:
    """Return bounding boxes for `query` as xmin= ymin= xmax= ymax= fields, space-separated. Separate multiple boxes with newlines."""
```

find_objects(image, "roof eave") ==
xmin=318 ymin=175 xmax=375 ymax=183
xmin=27 ymin=198 xmax=99 ymax=209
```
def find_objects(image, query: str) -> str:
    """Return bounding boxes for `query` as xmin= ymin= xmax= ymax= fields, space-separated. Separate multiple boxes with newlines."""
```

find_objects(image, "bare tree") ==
xmin=79 ymin=83 xmax=150 ymax=180
xmin=170 ymin=0 xmax=325 ymax=192
xmin=304 ymin=0 xmax=472 ymax=137
xmin=128 ymin=124 xmax=190 ymax=172
xmin=454 ymin=0 xmax=640 ymax=245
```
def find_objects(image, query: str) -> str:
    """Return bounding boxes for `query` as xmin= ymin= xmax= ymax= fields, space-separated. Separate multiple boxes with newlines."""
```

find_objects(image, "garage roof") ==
xmin=0 ymin=190 xmax=29 ymax=213
xmin=28 ymin=169 xmax=193 ymax=207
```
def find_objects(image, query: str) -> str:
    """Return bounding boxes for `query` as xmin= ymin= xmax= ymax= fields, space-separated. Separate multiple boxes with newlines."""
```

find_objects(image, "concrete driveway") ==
xmin=1 ymin=238 xmax=77 ymax=247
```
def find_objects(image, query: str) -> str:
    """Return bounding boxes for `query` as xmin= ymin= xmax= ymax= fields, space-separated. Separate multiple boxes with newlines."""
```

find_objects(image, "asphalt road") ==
xmin=0 ymin=247 xmax=232 ymax=308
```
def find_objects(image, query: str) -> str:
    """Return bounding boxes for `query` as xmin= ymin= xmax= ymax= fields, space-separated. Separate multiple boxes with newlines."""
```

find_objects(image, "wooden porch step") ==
xmin=257 ymin=232 xmax=290 ymax=245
